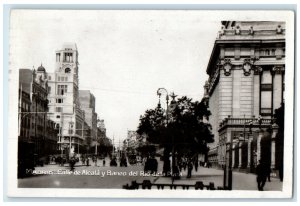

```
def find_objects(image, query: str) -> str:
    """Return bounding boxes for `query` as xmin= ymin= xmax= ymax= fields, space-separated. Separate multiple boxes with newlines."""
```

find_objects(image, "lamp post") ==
xmin=157 ymin=88 xmax=177 ymax=177
xmin=227 ymin=133 xmax=234 ymax=190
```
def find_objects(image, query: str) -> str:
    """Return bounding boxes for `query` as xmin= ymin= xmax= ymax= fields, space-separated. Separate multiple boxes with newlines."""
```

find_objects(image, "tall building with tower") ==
xmin=47 ymin=43 xmax=86 ymax=156
xmin=203 ymin=21 xmax=285 ymax=178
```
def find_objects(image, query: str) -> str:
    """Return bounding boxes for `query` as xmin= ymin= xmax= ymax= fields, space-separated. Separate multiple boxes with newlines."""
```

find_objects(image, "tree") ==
xmin=137 ymin=95 xmax=214 ymax=176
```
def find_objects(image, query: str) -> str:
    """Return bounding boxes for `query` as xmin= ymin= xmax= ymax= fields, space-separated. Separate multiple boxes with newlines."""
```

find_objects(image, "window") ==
xmin=58 ymin=76 xmax=68 ymax=81
xmin=64 ymin=53 xmax=73 ymax=62
xmin=56 ymin=98 xmax=63 ymax=103
xmin=260 ymin=69 xmax=272 ymax=116
xmin=65 ymin=68 xmax=71 ymax=73
xmin=57 ymin=85 xmax=67 ymax=95
xmin=48 ymin=86 xmax=51 ymax=93
xmin=48 ymin=76 xmax=51 ymax=80
xmin=56 ymin=53 xmax=61 ymax=62
xmin=56 ymin=107 xmax=63 ymax=112
xmin=271 ymin=49 xmax=276 ymax=56
xmin=56 ymin=115 xmax=61 ymax=119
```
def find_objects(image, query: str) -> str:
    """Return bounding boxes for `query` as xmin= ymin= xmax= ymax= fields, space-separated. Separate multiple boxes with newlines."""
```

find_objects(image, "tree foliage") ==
xmin=137 ymin=96 xmax=214 ymax=157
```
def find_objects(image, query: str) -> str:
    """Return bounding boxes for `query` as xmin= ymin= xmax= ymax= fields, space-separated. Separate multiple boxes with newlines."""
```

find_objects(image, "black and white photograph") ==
xmin=6 ymin=9 xmax=294 ymax=198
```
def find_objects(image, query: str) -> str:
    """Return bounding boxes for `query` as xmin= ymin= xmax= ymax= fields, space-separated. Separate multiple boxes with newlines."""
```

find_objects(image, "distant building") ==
xmin=203 ymin=21 xmax=285 ymax=177
xmin=124 ymin=131 xmax=139 ymax=154
xmin=97 ymin=119 xmax=106 ymax=136
xmin=47 ymin=43 xmax=86 ymax=156
xmin=79 ymin=90 xmax=98 ymax=146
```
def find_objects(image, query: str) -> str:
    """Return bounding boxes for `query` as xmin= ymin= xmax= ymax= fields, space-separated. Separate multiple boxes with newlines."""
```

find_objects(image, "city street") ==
xmin=18 ymin=158 xmax=282 ymax=191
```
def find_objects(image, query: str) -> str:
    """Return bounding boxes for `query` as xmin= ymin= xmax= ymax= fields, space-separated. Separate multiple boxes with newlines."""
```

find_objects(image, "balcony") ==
xmin=217 ymin=28 xmax=285 ymax=41
xmin=219 ymin=116 xmax=273 ymax=131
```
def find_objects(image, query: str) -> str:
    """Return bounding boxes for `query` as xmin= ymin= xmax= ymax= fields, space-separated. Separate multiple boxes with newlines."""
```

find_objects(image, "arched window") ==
xmin=265 ymin=49 xmax=270 ymax=56
xmin=271 ymin=49 xmax=276 ymax=56
xmin=65 ymin=68 xmax=71 ymax=73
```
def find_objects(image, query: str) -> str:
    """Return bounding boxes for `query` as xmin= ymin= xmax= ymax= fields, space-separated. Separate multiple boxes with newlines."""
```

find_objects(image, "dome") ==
xmin=37 ymin=64 xmax=46 ymax=72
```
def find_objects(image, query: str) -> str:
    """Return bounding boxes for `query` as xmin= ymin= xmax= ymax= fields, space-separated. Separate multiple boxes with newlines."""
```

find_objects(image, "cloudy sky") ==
xmin=10 ymin=10 xmax=221 ymax=143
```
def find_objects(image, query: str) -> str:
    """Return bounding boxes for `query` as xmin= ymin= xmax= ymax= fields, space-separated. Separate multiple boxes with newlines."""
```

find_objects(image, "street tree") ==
xmin=137 ymin=95 xmax=214 ymax=176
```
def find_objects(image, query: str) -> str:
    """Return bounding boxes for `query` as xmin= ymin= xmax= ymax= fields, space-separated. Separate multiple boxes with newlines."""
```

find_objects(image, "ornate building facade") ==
xmin=47 ymin=43 xmax=86 ymax=156
xmin=18 ymin=68 xmax=58 ymax=176
xmin=203 ymin=21 xmax=285 ymax=177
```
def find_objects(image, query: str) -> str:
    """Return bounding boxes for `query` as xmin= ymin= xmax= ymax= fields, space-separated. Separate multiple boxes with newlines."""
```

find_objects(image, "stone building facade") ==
xmin=18 ymin=68 xmax=58 ymax=171
xmin=79 ymin=90 xmax=98 ymax=147
xmin=47 ymin=43 xmax=86 ymax=156
xmin=203 ymin=21 xmax=285 ymax=177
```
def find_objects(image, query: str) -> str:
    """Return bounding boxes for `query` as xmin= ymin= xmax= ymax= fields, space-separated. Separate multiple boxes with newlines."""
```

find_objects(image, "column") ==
xmin=247 ymin=137 xmax=253 ymax=170
xmin=272 ymin=66 xmax=284 ymax=112
xmin=271 ymin=123 xmax=279 ymax=169
xmin=257 ymin=129 xmax=264 ymax=163
xmin=253 ymin=67 xmax=262 ymax=117
xmin=232 ymin=144 xmax=235 ymax=168
xmin=238 ymin=141 xmax=243 ymax=168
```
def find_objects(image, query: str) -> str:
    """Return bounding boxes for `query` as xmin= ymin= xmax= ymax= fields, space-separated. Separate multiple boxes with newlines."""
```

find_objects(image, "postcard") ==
xmin=6 ymin=9 xmax=294 ymax=198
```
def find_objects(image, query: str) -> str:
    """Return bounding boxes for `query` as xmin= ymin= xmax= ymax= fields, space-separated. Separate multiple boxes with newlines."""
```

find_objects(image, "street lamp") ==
xmin=157 ymin=88 xmax=177 ymax=178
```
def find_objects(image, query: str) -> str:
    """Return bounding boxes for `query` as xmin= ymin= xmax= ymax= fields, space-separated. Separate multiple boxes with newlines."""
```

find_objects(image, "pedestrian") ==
xmin=69 ymin=157 xmax=76 ymax=171
xmin=103 ymin=159 xmax=106 ymax=167
xmin=86 ymin=157 xmax=90 ymax=166
xmin=256 ymin=161 xmax=268 ymax=191
xmin=178 ymin=160 xmax=183 ymax=172
xmin=187 ymin=160 xmax=193 ymax=178
xmin=194 ymin=160 xmax=199 ymax=172
xmin=183 ymin=160 xmax=187 ymax=171
xmin=81 ymin=156 xmax=85 ymax=166
xmin=95 ymin=156 xmax=98 ymax=166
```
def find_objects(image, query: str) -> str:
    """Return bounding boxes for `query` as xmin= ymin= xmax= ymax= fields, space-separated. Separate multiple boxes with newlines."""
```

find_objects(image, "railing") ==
xmin=219 ymin=117 xmax=273 ymax=129
xmin=218 ymin=29 xmax=285 ymax=39
xmin=123 ymin=180 xmax=227 ymax=190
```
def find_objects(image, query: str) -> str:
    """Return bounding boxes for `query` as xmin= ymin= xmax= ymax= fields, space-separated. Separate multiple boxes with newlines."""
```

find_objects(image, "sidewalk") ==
xmin=154 ymin=166 xmax=282 ymax=191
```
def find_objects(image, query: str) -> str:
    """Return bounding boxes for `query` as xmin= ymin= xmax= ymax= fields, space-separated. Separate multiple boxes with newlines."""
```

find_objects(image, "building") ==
xmin=97 ymin=119 xmax=106 ymax=137
xmin=18 ymin=68 xmax=58 ymax=172
xmin=203 ymin=21 xmax=285 ymax=177
xmin=79 ymin=90 xmax=98 ymax=147
xmin=124 ymin=131 xmax=139 ymax=154
xmin=18 ymin=76 xmax=33 ymax=177
xmin=47 ymin=43 xmax=86 ymax=157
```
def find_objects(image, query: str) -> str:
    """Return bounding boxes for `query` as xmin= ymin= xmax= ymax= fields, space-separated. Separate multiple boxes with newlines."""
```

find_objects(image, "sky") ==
xmin=10 ymin=10 xmax=221 ymax=143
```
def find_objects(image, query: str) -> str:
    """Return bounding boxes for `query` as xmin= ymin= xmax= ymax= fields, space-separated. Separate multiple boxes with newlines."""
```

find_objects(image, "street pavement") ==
xmin=18 ymin=157 xmax=282 ymax=191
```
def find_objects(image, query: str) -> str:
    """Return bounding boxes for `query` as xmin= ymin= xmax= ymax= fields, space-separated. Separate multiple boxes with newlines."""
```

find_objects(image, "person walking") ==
xmin=86 ymin=156 xmax=90 ymax=166
xmin=187 ymin=160 xmax=193 ymax=178
xmin=256 ymin=161 xmax=268 ymax=191
xmin=194 ymin=160 xmax=199 ymax=172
